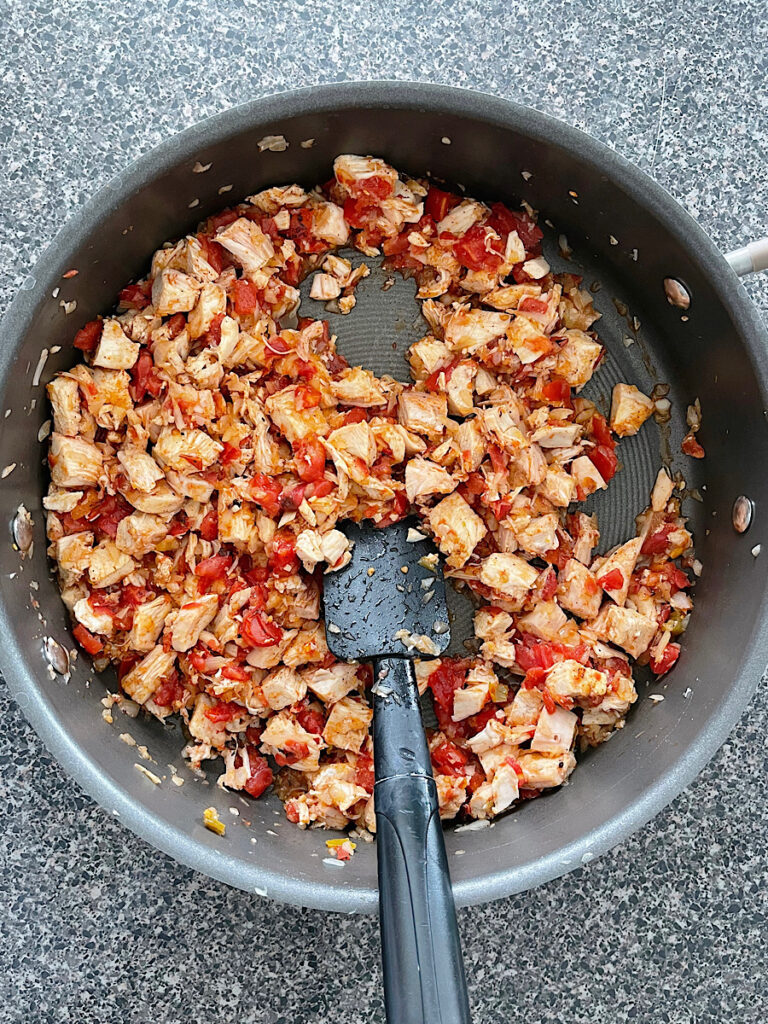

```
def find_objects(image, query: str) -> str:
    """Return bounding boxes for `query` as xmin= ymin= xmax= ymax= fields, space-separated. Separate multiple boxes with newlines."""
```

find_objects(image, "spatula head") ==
xmin=322 ymin=518 xmax=451 ymax=662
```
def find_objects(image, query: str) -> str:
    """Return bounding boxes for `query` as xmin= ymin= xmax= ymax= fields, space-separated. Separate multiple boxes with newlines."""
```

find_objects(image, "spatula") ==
xmin=323 ymin=517 xmax=472 ymax=1024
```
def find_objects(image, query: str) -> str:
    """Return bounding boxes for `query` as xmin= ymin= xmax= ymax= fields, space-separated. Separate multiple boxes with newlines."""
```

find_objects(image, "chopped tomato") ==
xmin=165 ymin=313 xmax=187 ymax=339
xmin=220 ymin=441 xmax=241 ymax=466
xmin=598 ymin=568 xmax=625 ymax=591
xmin=268 ymin=530 xmax=299 ymax=575
xmin=519 ymin=296 xmax=549 ymax=314
xmin=92 ymin=494 xmax=132 ymax=539
xmin=274 ymin=739 xmax=310 ymax=766
xmin=168 ymin=513 xmax=190 ymax=537
xmin=342 ymin=407 xmax=368 ymax=425
xmin=590 ymin=444 xmax=618 ymax=482
xmin=130 ymin=349 xmax=164 ymax=402
xmin=232 ymin=278 xmax=261 ymax=315
xmin=287 ymin=208 xmax=326 ymax=254
xmin=209 ymin=208 xmax=239 ymax=233
xmin=488 ymin=444 xmax=508 ymax=475
xmin=537 ymin=567 xmax=558 ymax=602
xmin=199 ymin=509 xmax=218 ymax=541
xmin=682 ymin=434 xmax=705 ymax=459
xmin=73 ymin=319 xmax=102 ymax=352
xmin=204 ymin=699 xmax=242 ymax=722
xmin=431 ymin=740 xmax=471 ymax=777
xmin=641 ymin=523 xmax=674 ymax=557
xmin=118 ymin=283 xmax=150 ymax=310
xmin=194 ymin=554 xmax=232 ymax=582
xmin=153 ymin=672 xmax=186 ymax=707
xmin=424 ymin=186 xmax=461 ymax=222
xmin=453 ymin=224 xmax=503 ymax=272
xmin=650 ymin=642 xmax=681 ymax=675
xmin=355 ymin=754 xmax=375 ymax=794
xmin=522 ymin=667 xmax=548 ymax=690
xmin=295 ymin=700 xmax=326 ymax=735
xmin=427 ymin=659 xmax=467 ymax=711
xmin=466 ymin=705 xmax=498 ymax=733
xmin=425 ymin=359 xmax=458 ymax=392
xmin=201 ymin=312 xmax=225 ymax=348
xmin=72 ymin=624 xmax=103 ymax=656
xmin=516 ymin=636 xmax=590 ymax=673
xmin=541 ymin=689 xmax=557 ymax=715
xmin=279 ymin=482 xmax=308 ymax=512
xmin=294 ymin=384 xmax=321 ymax=410
xmin=591 ymin=413 xmax=614 ymax=449
xmin=293 ymin=436 xmax=326 ymax=482
xmin=541 ymin=378 xmax=572 ymax=408
xmin=381 ymin=231 xmax=410 ymax=256
xmin=249 ymin=473 xmax=282 ymax=517
xmin=243 ymin=748 xmax=274 ymax=798
xmin=220 ymin=663 xmax=250 ymax=682
xmin=487 ymin=203 xmax=543 ymax=251
xmin=197 ymin=233 xmax=225 ymax=274
xmin=241 ymin=609 xmax=283 ymax=647
xmin=355 ymin=174 xmax=393 ymax=200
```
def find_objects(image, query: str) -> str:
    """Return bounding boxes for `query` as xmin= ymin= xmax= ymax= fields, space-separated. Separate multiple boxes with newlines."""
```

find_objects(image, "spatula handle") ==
xmin=373 ymin=656 xmax=472 ymax=1024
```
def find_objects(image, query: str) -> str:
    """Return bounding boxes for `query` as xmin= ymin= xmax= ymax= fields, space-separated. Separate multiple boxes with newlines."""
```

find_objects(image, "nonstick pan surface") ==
xmin=1 ymin=82 xmax=766 ymax=912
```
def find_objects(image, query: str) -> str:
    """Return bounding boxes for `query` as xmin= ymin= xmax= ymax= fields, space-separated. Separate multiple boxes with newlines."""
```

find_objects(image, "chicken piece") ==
xmin=151 ymin=268 xmax=201 ymax=316
xmin=92 ymin=319 xmax=139 ymax=370
xmin=163 ymin=469 xmax=213 ymax=504
xmin=434 ymin=199 xmax=484 ymax=234
xmin=327 ymin=421 xmax=377 ymax=468
xmin=556 ymin=558 xmax=603 ymax=621
xmin=334 ymin=154 xmax=398 ymax=194
xmin=516 ymin=750 xmax=576 ymax=789
xmin=312 ymin=202 xmax=350 ymax=245
xmin=88 ymin=541 xmax=135 ymax=589
xmin=588 ymin=605 xmax=657 ymax=659
xmin=330 ymin=367 xmax=387 ymax=408
xmin=445 ymin=361 xmax=477 ymax=417
xmin=473 ymin=606 xmax=514 ymax=640
xmin=215 ymin=217 xmax=275 ymax=275
xmin=651 ymin=467 xmax=675 ymax=512
xmin=468 ymin=763 xmax=520 ymax=819
xmin=444 ymin=308 xmax=510 ymax=353
xmin=261 ymin=711 xmax=323 ymax=772
xmin=282 ymin=621 xmax=329 ymax=668
xmin=479 ymin=553 xmax=539 ymax=600
xmin=505 ymin=686 xmax=543 ymax=742
xmin=404 ymin=458 xmax=455 ymax=503
xmin=517 ymin=600 xmax=569 ymax=642
xmin=554 ymin=330 xmax=604 ymax=390
xmin=169 ymin=594 xmax=219 ymax=652
xmin=188 ymin=693 xmax=240 ymax=746
xmin=426 ymin=492 xmax=487 ymax=568
xmin=217 ymin=498 xmax=259 ymax=553
xmin=187 ymin=283 xmax=226 ymax=340
xmin=322 ymin=696 xmax=373 ymax=753
xmin=309 ymin=273 xmax=341 ymax=301
xmin=115 ymin=511 xmax=169 ymax=557
xmin=452 ymin=679 xmax=491 ymax=722
xmin=466 ymin=717 xmax=517 ymax=755
xmin=591 ymin=537 xmax=643 ymax=607
xmin=54 ymin=532 xmax=94 ymax=579
xmin=295 ymin=529 xmax=352 ymax=573
xmin=73 ymin=596 xmax=115 ymax=637
xmin=129 ymin=595 xmax=173 ymax=652
xmin=477 ymin=405 xmax=528 ymax=455
xmin=483 ymin=283 xmax=541 ymax=311
xmin=265 ymin=386 xmax=329 ymax=443
xmin=545 ymin=659 xmax=608 ymax=707
xmin=570 ymin=455 xmax=608 ymax=497
xmin=123 ymin=481 xmax=185 ymax=517
xmin=610 ymin=383 xmax=654 ymax=437
xmin=247 ymin=183 xmax=307 ymax=213
xmin=408 ymin=337 xmax=453 ymax=379
xmin=570 ymin=512 xmax=600 ymax=565
xmin=397 ymin=391 xmax=447 ymax=439
xmin=303 ymin=662 xmax=360 ymax=704
xmin=435 ymin=775 xmax=471 ymax=820
xmin=245 ymin=628 xmax=298 ymax=670
xmin=153 ymin=427 xmax=223 ymax=473
xmin=262 ymin=666 xmax=307 ymax=711
xmin=88 ymin=368 xmax=133 ymax=430
xmin=49 ymin=433 xmax=103 ymax=488
xmin=506 ymin=316 xmax=553 ymax=364
xmin=537 ymin=465 xmax=576 ymax=507
xmin=117 ymin=446 xmax=165 ymax=493
xmin=121 ymin=646 xmax=176 ymax=705
xmin=515 ymin=514 xmax=559 ymax=557
xmin=47 ymin=376 xmax=82 ymax=436
xmin=530 ymin=706 xmax=578 ymax=755
xmin=456 ymin=417 xmax=485 ymax=473
xmin=311 ymin=763 xmax=368 ymax=814
xmin=530 ymin=420 xmax=582 ymax=449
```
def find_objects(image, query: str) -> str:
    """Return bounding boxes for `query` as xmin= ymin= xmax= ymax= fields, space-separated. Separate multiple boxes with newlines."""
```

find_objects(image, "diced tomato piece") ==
xmin=197 ymin=233 xmax=225 ymax=273
xmin=130 ymin=349 xmax=164 ymax=402
xmin=424 ymin=186 xmax=461 ymax=223
xmin=541 ymin=689 xmax=557 ymax=715
xmin=650 ymin=642 xmax=681 ymax=676
xmin=204 ymin=699 xmax=242 ymax=722
xmin=293 ymin=436 xmax=327 ymax=482
xmin=279 ymin=483 xmax=308 ymax=512
xmin=92 ymin=494 xmax=132 ymax=539
xmin=73 ymin=624 xmax=103 ymax=656
xmin=264 ymin=335 xmax=291 ymax=359
xmin=641 ymin=523 xmax=674 ymax=557
xmin=249 ymin=473 xmax=282 ymax=517
xmin=295 ymin=700 xmax=326 ymax=735
xmin=342 ymin=407 xmax=368 ymax=425
xmin=274 ymin=739 xmax=310 ymax=766
xmin=220 ymin=441 xmax=241 ymax=466
xmin=591 ymin=413 xmax=614 ymax=449
xmin=232 ymin=278 xmax=261 ymax=315
xmin=194 ymin=554 xmax=232 ymax=582
xmin=541 ymin=378 xmax=572 ymax=408
xmin=590 ymin=445 xmax=618 ymax=482
xmin=307 ymin=479 xmax=333 ymax=500
xmin=343 ymin=195 xmax=378 ymax=230
xmin=294 ymin=385 xmax=321 ymax=410
xmin=381 ymin=231 xmax=410 ymax=256
xmin=118 ymin=283 xmax=150 ymax=310
xmin=488 ymin=444 xmax=508 ymax=475
xmin=431 ymin=740 xmax=471 ymax=777
xmin=598 ymin=568 xmax=625 ymax=591
xmin=243 ymin=565 xmax=269 ymax=585
xmin=220 ymin=663 xmax=249 ymax=682
xmin=73 ymin=319 xmax=102 ymax=352
xmin=168 ymin=513 xmax=190 ymax=538
xmin=487 ymin=203 xmax=543 ymax=251
xmin=199 ymin=509 xmax=218 ymax=542
xmin=681 ymin=434 xmax=705 ymax=459
xmin=538 ymin=567 xmax=558 ymax=602
xmin=153 ymin=672 xmax=185 ymax=707
xmin=519 ymin=296 xmax=549 ymax=314
xmin=355 ymin=754 xmax=375 ymax=794
xmin=241 ymin=609 xmax=283 ymax=647
xmin=268 ymin=530 xmax=299 ymax=575
xmin=427 ymin=659 xmax=467 ymax=712
xmin=356 ymin=174 xmax=393 ymax=200
xmin=287 ymin=208 xmax=326 ymax=254
xmin=522 ymin=667 xmax=548 ymax=690
xmin=208 ymin=208 xmax=239 ymax=232
xmin=467 ymin=705 xmax=498 ymax=733
xmin=165 ymin=313 xmax=186 ymax=339
xmin=243 ymin=748 xmax=274 ymax=798
xmin=201 ymin=311 xmax=225 ymax=348
xmin=453 ymin=224 xmax=503 ymax=272
xmin=282 ymin=256 xmax=303 ymax=287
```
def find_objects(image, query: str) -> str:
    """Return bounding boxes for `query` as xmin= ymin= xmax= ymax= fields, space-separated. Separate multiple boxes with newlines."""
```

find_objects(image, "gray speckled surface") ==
xmin=2 ymin=2 xmax=768 ymax=1021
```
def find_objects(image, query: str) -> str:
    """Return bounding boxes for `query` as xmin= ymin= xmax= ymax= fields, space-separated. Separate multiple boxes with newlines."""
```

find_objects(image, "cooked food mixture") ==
xmin=45 ymin=155 xmax=696 ymax=831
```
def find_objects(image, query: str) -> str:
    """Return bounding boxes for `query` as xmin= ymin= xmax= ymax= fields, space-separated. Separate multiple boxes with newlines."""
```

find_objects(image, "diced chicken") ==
xmin=444 ymin=308 xmax=510 ymax=352
xmin=591 ymin=537 xmax=642 ymax=607
xmin=153 ymin=427 xmax=223 ymax=473
xmin=322 ymin=696 xmax=373 ymax=752
xmin=477 ymin=405 xmax=528 ymax=455
xmin=88 ymin=541 xmax=135 ymax=588
xmin=331 ymin=367 xmax=387 ymax=407
xmin=556 ymin=558 xmax=602 ymax=620
xmin=303 ymin=663 xmax=360 ymax=704
xmin=610 ymin=383 xmax=654 ymax=437
xmin=516 ymin=750 xmax=576 ymax=789
xmin=49 ymin=433 xmax=103 ymax=488
xmin=506 ymin=316 xmax=553 ymax=364
xmin=588 ymin=605 xmax=657 ymax=659
xmin=530 ymin=706 xmax=578 ymax=755
xmin=466 ymin=717 xmax=517 ymax=755
xmin=452 ymin=680 xmax=491 ymax=722
xmin=187 ymin=283 xmax=226 ymax=340
xmin=426 ymin=492 xmax=487 ymax=568
xmin=215 ymin=217 xmax=275 ymax=275
xmin=73 ymin=596 xmax=115 ymax=637
xmin=570 ymin=455 xmax=608 ymax=497
xmin=456 ymin=417 xmax=485 ymax=473
xmin=397 ymin=391 xmax=447 ymax=439
xmin=479 ymin=552 xmax=539 ymax=599
xmin=483 ymin=283 xmax=540 ymax=310
xmin=334 ymin=154 xmax=398 ymax=193
xmin=571 ymin=512 xmax=600 ymax=564
xmin=515 ymin=514 xmax=559 ymax=557
xmin=404 ymin=458 xmax=455 ymax=502
xmin=435 ymin=775 xmax=470 ymax=820
xmin=327 ymin=421 xmax=377 ymax=466
xmin=517 ymin=600 xmax=569 ymax=641
xmin=537 ymin=465 xmax=576 ymax=507
xmin=170 ymin=594 xmax=219 ymax=652
xmin=282 ymin=621 xmax=329 ymax=668
xmin=188 ymin=692 xmax=239 ymax=746
xmin=545 ymin=659 xmax=608 ymax=707
xmin=469 ymin=763 xmax=520 ymax=819
xmin=265 ymin=386 xmax=329 ymax=443
xmin=310 ymin=273 xmax=341 ymax=300
xmin=554 ymin=330 xmax=604 ymax=390
xmin=117 ymin=446 xmax=164 ymax=493
xmin=151 ymin=268 xmax=201 ymax=316
xmin=651 ymin=467 xmax=675 ymax=512
xmin=408 ymin=337 xmax=453 ymax=378
xmin=121 ymin=646 xmax=176 ymax=705
xmin=505 ymin=687 xmax=543 ymax=741
xmin=295 ymin=528 xmax=352 ymax=573
xmin=312 ymin=202 xmax=350 ymax=246
xmin=54 ymin=532 xmax=94 ymax=578
xmin=446 ymin=360 xmax=477 ymax=416
xmin=474 ymin=606 xmax=514 ymax=640
xmin=262 ymin=666 xmax=307 ymax=711
xmin=115 ymin=512 xmax=168 ymax=557
xmin=129 ymin=595 xmax=173 ymax=652
xmin=436 ymin=199 xmax=486 ymax=235
xmin=123 ymin=481 xmax=185 ymax=517
xmin=92 ymin=319 xmax=139 ymax=370
xmin=47 ymin=376 xmax=81 ymax=436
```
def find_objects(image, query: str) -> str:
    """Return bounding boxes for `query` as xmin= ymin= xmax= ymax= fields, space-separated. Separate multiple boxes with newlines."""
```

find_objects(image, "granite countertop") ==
xmin=2 ymin=1 xmax=767 ymax=1021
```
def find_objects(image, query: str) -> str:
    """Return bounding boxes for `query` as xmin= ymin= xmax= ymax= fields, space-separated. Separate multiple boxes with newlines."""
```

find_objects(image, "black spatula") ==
xmin=323 ymin=517 xmax=472 ymax=1024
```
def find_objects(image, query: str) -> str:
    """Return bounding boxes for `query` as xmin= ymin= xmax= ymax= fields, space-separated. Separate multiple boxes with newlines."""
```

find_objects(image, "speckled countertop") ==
xmin=2 ymin=2 xmax=768 ymax=1022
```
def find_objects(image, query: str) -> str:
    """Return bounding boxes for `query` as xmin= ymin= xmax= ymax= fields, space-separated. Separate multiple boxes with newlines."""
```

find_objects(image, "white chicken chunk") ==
xmin=123 ymin=481 xmax=184 ymax=517
xmin=310 ymin=273 xmax=341 ymax=300
xmin=537 ymin=465 xmax=576 ymax=507
xmin=435 ymin=775 xmax=470 ymax=820
xmin=426 ymin=492 xmax=487 ymax=568
xmin=303 ymin=663 xmax=360 ymax=704
xmin=479 ymin=552 xmax=539 ymax=599
xmin=571 ymin=455 xmax=608 ymax=497
xmin=408 ymin=337 xmax=453 ymax=379
xmin=397 ymin=391 xmax=447 ymax=439
xmin=571 ymin=512 xmax=600 ymax=565
xmin=515 ymin=514 xmax=559 ymax=557
xmin=295 ymin=529 xmax=353 ymax=573
xmin=516 ymin=751 xmax=576 ymax=789
xmin=49 ymin=433 xmax=103 ymax=488
xmin=54 ymin=532 xmax=94 ymax=579
xmin=187 ymin=283 xmax=226 ymax=340
xmin=73 ymin=597 xmax=115 ymax=637
xmin=151 ymin=268 xmax=202 ymax=316
xmin=517 ymin=600 xmax=569 ymax=642
xmin=452 ymin=680 xmax=491 ymax=722
xmin=47 ymin=376 xmax=81 ymax=436
xmin=129 ymin=595 xmax=173 ymax=653
xmin=444 ymin=308 xmax=510 ymax=353
xmin=530 ymin=706 xmax=578 ymax=755
xmin=506 ymin=316 xmax=552 ymax=364
xmin=556 ymin=558 xmax=603 ymax=621
xmin=170 ymin=594 xmax=220 ymax=652
xmin=545 ymin=659 xmax=608 ymax=706
xmin=312 ymin=202 xmax=350 ymax=246
xmin=215 ymin=217 xmax=275 ymax=275
xmin=591 ymin=537 xmax=642 ymax=607
xmin=651 ymin=467 xmax=675 ymax=512
xmin=115 ymin=512 xmax=168 ymax=557
xmin=436 ymin=199 xmax=486 ymax=235
xmin=262 ymin=666 xmax=307 ymax=711
xmin=88 ymin=541 xmax=136 ymax=589
xmin=265 ymin=386 xmax=329 ymax=443
xmin=117 ymin=446 xmax=165 ymax=493
xmin=456 ymin=417 xmax=485 ymax=473
xmin=322 ymin=696 xmax=373 ymax=752
xmin=554 ymin=330 xmax=604 ymax=390
xmin=92 ymin=319 xmax=139 ymax=370
xmin=610 ymin=383 xmax=654 ymax=437
xmin=588 ymin=604 xmax=657 ymax=659
xmin=331 ymin=367 xmax=387 ymax=407
xmin=404 ymin=458 xmax=455 ymax=502
xmin=469 ymin=764 xmax=520 ymax=819
xmin=153 ymin=427 xmax=223 ymax=473
xmin=121 ymin=646 xmax=177 ymax=705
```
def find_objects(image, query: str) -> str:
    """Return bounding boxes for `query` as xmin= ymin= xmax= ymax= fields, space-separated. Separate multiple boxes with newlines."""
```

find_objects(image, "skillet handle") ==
xmin=726 ymin=237 xmax=768 ymax=276
xmin=373 ymin=656 xmax=472 ymax=1024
